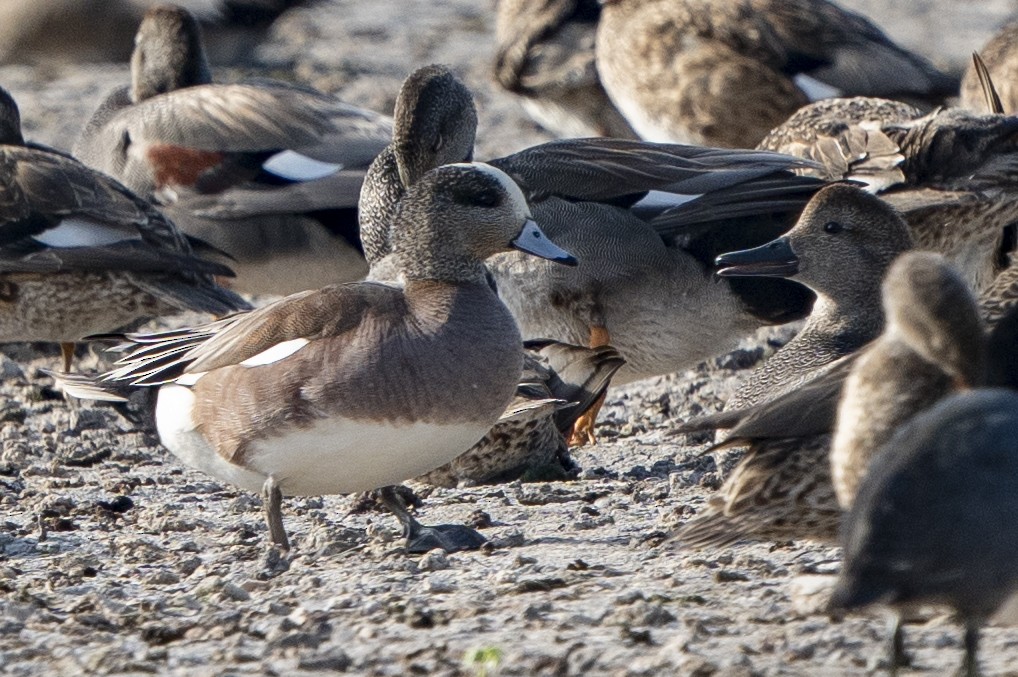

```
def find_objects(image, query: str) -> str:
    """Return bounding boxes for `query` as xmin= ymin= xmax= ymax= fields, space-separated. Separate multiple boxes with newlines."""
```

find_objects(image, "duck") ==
xmin=49 ymin=162 xmax=578 ymax=553
xmin=0 ymin=85 xmax=248 ymax=372
xmin=416 ymin=340 xmax=625 ymax=488
xmin=361 ymin=64 xmax=827 ymax=443
xmin=492 ymin=0 xmax=636 ymax=138
xmin=829 ymin=255 xmax=1018 ymax=675
xmin=672 ymin=184 xmax=913 ymax=547
xmin=73 ymin=3 xmax=393 ymax=295
xmin=0 ymin=0 xmax=312 ymax=66
xmin=758 ymin=96 xmax=1018 ymax=294
xmin=594 ymin=0 xmax=956 ymax=149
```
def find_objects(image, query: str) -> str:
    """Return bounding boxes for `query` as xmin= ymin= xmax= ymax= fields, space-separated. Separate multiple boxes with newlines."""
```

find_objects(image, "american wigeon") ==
xmin=74 ymin=4 xmax=392 ymax=295
xmin=492 ymin=0 xmax=636 ymax=138
xmin=51 ymin=162 xmax=577 ymax=553
xmin=594 ymin=0 xmax=956 ymax=148
xmin=362 ymin=64 xmax=825 ymax=443
xmin=830 ymin=252 xmax=985 ymax=509
xmin=759 ymin=97 xmax=1018 ymax=294
xmin=672 ymin=184 xmax=912 ymax=547
xmin=0 ymin=86 xmax=248 ymax=372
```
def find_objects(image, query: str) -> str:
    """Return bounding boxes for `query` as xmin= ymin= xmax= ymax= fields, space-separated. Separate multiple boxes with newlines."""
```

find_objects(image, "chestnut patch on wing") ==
xmin=147 ymin=144 xmax=224 ymax=189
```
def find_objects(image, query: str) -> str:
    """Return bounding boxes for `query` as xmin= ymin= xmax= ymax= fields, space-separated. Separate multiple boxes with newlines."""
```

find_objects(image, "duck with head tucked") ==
xmin=594 ymin=0 xmax=956 ymax=148
xmin=74 ymin=3 xmax=393 ymax=295
xmin=362 ymin=64 xmax=828 ymax=443
xmin=51 ymin=163 xmax=577 ymax=553
xmin=0 ymin=85 xmax=248 ymax=372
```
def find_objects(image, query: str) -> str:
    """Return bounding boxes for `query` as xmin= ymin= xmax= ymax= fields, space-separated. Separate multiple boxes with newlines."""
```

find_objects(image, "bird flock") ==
xmin=4 ymin=0 xmax=1018 ymax=674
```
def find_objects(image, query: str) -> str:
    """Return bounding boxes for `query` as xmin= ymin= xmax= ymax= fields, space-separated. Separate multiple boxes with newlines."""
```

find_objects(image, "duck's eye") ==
xmin=823 ymin=221 xmax=843 ymax=234
xmin=473 ymin=189 xmax=500 ymax=208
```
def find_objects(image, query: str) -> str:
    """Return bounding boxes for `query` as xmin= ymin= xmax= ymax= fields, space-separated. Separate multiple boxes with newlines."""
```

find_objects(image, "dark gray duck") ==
xmin=0 ymin=86 xmax=248 ymax=371
xmin=493 ymin=0 xmax=636 ymax=138
xmin=361 ymin=64 xmax=828 ymax=442
xmin=74 ymin=4 xmax=392 ymax=295
xmin=830 ymin=388 xmax=1018 ymax=677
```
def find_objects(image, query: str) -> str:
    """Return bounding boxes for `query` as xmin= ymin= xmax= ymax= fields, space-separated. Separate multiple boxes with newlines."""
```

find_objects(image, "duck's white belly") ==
xmin=155 ymin=384 xmax=491 ymax=496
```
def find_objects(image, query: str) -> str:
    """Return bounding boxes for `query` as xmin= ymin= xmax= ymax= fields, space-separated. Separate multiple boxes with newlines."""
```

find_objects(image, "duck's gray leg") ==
xmin=888 ymin=614 xmax=910 ymax=676
xmin=262 ymin=476 xmax=290 ymax=551
xmin=962 ymin=621 xmax=981 ymax=677
xmin=378 ymin=485 xmax=486 ymax=553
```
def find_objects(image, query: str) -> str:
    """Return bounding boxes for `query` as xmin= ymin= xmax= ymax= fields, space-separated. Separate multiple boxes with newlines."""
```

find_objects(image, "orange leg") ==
xmin=60 ymin=342 xmax=75 ymax=373
xmin=568 ymin=326 xmax=611 ymax=447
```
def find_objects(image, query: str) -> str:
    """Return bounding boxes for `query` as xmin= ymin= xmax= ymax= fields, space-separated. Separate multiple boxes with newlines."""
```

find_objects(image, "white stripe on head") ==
xmin=449 ymin=162 xmax=532 ymax=222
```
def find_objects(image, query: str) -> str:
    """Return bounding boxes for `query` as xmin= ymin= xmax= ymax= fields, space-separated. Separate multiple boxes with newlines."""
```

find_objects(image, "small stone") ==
xmin=298 ymin=648 xmax=352 ymax=672
xmin=418 ymin=551 xmax=450 ymax=571
xmin=222 ymin=582 xmax=251 ymax=602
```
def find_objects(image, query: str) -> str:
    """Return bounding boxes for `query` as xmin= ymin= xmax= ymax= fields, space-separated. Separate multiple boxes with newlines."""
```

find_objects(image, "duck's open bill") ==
xmin=715 ymin=237 xmax=798 ymax=278
xmin=512 ymin=219 xmax=577 ymax=266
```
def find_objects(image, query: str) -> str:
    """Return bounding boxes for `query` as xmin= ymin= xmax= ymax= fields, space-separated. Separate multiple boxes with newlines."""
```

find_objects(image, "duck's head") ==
xmin=0 ymin=87 xmax=24 ymax=145
xmin=716 ymin=184 xmax=914 ymax=306
xmin=392 ymin=162 xmax=576 ymax=282
xmin=131 ymin=4 xmax=213 ymax=102
xmin=392 ymin=65 xmax=478 ymax=188
xmin=882 ymin=251 xmax=985 ymax=388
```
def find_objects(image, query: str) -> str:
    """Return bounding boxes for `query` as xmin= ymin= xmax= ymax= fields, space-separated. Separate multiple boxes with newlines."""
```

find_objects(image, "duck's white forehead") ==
xmin=449 ymin=162 xmax=531 ymax=217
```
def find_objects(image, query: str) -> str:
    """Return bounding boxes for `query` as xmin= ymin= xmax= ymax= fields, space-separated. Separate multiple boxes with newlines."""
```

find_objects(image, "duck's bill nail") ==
xmin=512 ymin=219 xmax=578 ymax=266
xmin=715 ymin=237 xmax=799 ymax=278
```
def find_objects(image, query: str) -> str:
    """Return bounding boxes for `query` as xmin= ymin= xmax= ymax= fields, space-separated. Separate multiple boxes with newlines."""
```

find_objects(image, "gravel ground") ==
xmin=3 ymin=2 xmax=1018 ymax=676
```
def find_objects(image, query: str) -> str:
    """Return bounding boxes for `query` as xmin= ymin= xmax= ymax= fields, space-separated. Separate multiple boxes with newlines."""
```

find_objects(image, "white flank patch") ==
xmin=246 ymin=417 xmax=491 ymax=496
xmin=261 ymin=151 xmax=343 ymax=181
xmin=32 ymin=218 xmax=139 ymax=248
xmin=239 ymin=338 xmax=310 ymax=367
xmin=793 ymin=74 xmax=842 ymax=102
xmin=634 ymin=190 xmax=700 ymax=211
xmin=154 ymin=384 xmax=493 ymax=498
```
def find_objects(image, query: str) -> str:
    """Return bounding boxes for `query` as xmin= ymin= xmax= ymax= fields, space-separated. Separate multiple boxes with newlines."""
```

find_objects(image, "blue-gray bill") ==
xmin=512 ymin=219 xmax=578 ymax=266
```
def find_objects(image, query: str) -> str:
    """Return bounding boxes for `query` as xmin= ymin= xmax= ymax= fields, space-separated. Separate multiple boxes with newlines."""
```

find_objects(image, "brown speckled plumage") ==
xmin=962 ymin=22 xmax=1018 ymax=115
xmin=595 ymin=0 xmax=955 ymax=148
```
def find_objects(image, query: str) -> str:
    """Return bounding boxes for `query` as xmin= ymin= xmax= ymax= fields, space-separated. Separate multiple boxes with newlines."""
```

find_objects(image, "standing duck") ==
xmin=0 ymin=86 xmax=247 ymax=371
xmin=361 ymin=64 xmax=827 ymax=443
xmin=74 ymin=4 xmax=393 ymax=295
xmin=51 ymin=163 xmax=578 ymax=553
xmin=594 ymin=0 xmax=956 ymax=148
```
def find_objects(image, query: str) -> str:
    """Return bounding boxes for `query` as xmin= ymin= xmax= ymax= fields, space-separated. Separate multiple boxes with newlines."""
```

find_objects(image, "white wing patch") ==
xmin=793 ymin=74 xmax=842 ymax=102
xmin=32 ymin=218 xmax=140 ymax=248
xmin=175 ymin=371 xmax=208 ymax=386
xmin=261 ymin=151 xmax=343 ymax=181
xmin=633 ymin=190 xmax=700 ymax=211
xmin=239 ymin=338 xmax=310 ymax=367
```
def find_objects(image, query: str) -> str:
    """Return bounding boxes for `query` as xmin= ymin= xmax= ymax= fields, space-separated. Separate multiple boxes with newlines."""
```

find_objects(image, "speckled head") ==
xmin=718 ymin=184 xmax=914 ymax=303
xmin=131 ymin=4 xmax=213 ymax=102
xmin=392 ymin=65 xmax=478 ymax=187
xmin=0 ymin=87 xmax=23 ymax=145
xmin=392 ymin=163 xmax=575 ymax=282
xmin=882 ymin=251 xmax=985 ymax=387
